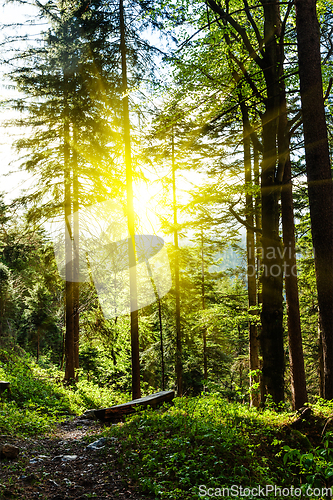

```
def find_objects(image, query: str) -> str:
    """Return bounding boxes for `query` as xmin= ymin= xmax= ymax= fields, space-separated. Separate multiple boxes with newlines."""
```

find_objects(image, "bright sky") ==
xmin=0 ymin=1 xmax=41 ymax=202
xmin=0 ymin=0 xmax=206 ymax=251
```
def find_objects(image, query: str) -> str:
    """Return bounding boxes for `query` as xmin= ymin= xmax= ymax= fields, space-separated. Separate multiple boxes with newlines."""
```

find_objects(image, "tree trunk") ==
xmin=205 ymin=0 xmax=285 ymax=404
xmin=64 ymin=91 xmax=75 ymax=383
xmin=318 ymin=318 xmax=324 ymax=398
xmin=172 ymin=130 xmax=182 ymax=397
xmin=295 ymin=0 xmax=333 ymax=400
xmin=73 ymin=131 xmax=80 ymax=381
xmin=279 ymin=81 xmax=307 ymax=410
xmin=201 ymin=231 xmax=208 ymax=384
xmin=239 ymin=95 xmax=260 ymax=407
xmin=253 ymin=145 xmax=264 ymax=406
xmin=120 ymin=0 xmax=140 ymax=400
xmin=37 ymin=327 xmax=40 ymax=363
xmin=158 ymin=298 xmax=165 ymax=391
xmin=259 ymin=0 xmax=284 ymax=404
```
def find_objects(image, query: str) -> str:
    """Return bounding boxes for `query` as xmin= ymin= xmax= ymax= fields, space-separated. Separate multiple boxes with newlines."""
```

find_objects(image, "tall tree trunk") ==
xmin=73 ymin=131 xmax=80 ymax=381
xmin=318 ymin=318 xmax=324 ymax=398
xmin=253 ymin=145 xmax=265 ymax=406
xmin=120 ymin=0 xmax=140 ymax=400
xmin=295 ymin=0 xmax=333 ymax=399
xmin=64 ymin=108 xmax=75 ymax=383
xmin=172 ymin=130 xmax=182 ymax=397
xmin=239 ymin=95 xmax=260 ymax=408
xmin=158 ymin=298 xmax=165 ymax=391
xmin=145 ymin=259 xmax=165 ymax=391
xmin=205 ymin=0 xmax=285 ymax=404
xmin=37 ymin=327 xmax=40 ymax=363
xmin=201 ymin=230 xmax=208 ymax=384
xmin=279 ymin=82 xmax=307 ymax=410
xmin=259 ymin=0 xmax=284 ymax=404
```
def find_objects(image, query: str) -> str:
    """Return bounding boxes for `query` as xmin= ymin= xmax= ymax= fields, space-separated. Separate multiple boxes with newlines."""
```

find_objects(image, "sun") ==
xmin=133 ymin=180 xmax=165 ymax=238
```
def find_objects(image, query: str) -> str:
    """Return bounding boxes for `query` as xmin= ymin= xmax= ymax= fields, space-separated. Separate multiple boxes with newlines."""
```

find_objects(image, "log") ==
xmin=0 ymin=382 xmax=10 ymax=396
xmin=83 ymin=390 xmax=175 ymax=423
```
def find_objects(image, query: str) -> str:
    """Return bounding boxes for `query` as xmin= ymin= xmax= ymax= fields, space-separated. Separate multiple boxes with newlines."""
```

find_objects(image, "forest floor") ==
xmin=2 ymin=350 xmax=333 ymax=500
xmin=1 ymin=400 xmax=333 ymax=500
xmin=0 ymin=416 xmax=146 ymax=500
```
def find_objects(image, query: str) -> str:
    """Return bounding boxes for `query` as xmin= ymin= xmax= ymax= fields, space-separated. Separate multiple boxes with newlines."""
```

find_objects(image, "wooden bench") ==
xmin=83 ymin=390 xmax=175 ymax=423
xmin=0 ymin=382 xmax=10 ymax=396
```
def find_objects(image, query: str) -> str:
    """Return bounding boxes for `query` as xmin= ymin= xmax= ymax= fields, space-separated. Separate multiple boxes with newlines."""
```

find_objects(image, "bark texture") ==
xmin=279 ymin=82 xmax=307 ymax=410
xmin=64 ymin=117 xmax=75 ymax=383
xmin=120 ymin=0 xmax=141 ymax=400
xmin=240 ymin=97 xmax=260 ymax=407
xmin=73 ymin=137 xmax=80 ymax=380
xmin=259 ymin=0 xmax=284 ymax=404
xmin=172 ymin=131 xmax=182 ymax=397
xmin=295 ymin=0 xmax=333 ymax=399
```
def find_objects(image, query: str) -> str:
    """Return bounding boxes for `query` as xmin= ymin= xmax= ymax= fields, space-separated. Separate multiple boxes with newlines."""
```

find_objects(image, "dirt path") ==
xmin=0 ymin=417 xmax=147 ymax=500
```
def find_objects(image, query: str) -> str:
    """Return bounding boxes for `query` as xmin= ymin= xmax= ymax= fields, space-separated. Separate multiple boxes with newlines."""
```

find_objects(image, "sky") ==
xmin=0 ymin=1 xmax=205 ymax=244
xmin=0 ymin=1 xmax=40 ymax=202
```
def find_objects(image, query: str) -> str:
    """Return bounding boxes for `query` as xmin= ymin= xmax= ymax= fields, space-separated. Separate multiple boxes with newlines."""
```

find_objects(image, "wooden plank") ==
xmin=84 ymin=390 xmax=175 ymax=423
xmin=0 ymin=382 xmax=10 ymax=396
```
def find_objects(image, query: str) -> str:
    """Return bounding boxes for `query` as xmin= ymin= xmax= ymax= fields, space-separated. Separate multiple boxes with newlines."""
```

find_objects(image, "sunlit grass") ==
xmin=0 ymin=348 xmax=129 ymax=436
xmin=103 ymin=395 xmax=298 ymax=499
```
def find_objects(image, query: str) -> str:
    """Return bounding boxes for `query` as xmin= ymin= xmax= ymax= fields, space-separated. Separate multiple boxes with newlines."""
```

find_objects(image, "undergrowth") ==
xmin=2 ymin=348 xmax=333 ymax=499
xmin=104 ymin=397 xmax=330 ymax=500
xmin=0 ymin=348 xmax=129 ymax=436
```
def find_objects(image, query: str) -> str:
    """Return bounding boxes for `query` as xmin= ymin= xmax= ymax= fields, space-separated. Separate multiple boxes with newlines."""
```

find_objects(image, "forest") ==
xmin=1 ymin=0 xmax=333 ymax=499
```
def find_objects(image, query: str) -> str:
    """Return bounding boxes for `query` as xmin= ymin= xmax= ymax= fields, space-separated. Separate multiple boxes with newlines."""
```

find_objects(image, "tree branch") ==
xmin=229 ymin=51 xmax=263 ymax=103
xmin=324 ymin=77 xmax=333 ymax=101
xmin=229 ymin=206 xmax=262 ymax=234
xmin=279 ymin=1 xmax=294 ymax=73
xmin=243 ymin=0 xmax=263 ymax=49
xmin=206 ymin=0 xmax=264 ymax=68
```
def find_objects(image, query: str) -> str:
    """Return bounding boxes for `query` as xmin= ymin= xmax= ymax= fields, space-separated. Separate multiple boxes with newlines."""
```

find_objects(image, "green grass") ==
xmin=1 ymin=347 xmax=333 ymax=499
xmin=0 ymin=348 xmax=129 ymax=436
xmin=103 ymin=396 xmax=329 ymax=500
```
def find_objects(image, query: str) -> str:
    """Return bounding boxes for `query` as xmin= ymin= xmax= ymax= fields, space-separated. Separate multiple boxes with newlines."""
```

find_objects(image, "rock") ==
xmin=0 ymin=443 xmax=19 ymax=459
xmin=48 ymin=479 xmax=59 ymax=487
xmin=85 ymin=437 xmax=106 ymax=451
xmin=48 ymin=479 xmax=59 ymax=488
xmin=61 ymin=455 xmax=77 ymax=461
xmin=52 ymin=454 xmax=77 ymax=462
xmin=81 ymin=409 xmax=97 ymax=420
xmin=29 ymin=457 xmax=44 ymax=464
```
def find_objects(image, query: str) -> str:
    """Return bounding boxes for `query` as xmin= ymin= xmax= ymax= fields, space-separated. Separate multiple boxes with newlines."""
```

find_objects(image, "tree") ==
xmin=120 ymin=0 xmax=140 ymax=399
xmin=171 ymin=129 xmax=182 ymax=397
xmin=6 ymin=0 xmax=124 ymax=382
xmin=295 ymin=0 xmax=333 ymax=400
xmin=23 ymin=283 xmax=56 ymax=361
xmin=279 ymin=78 xmax=307 ymax=410
xmin=238 ymin=92 xmax=260 ymax=407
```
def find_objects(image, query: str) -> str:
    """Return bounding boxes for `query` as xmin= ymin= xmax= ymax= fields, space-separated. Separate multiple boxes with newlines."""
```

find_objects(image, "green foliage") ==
xmin=104 ymin=395 xmax=294 ymax=499
xmin=283 ymin=432 xmax=333 ymax=494
xmin=0 ymin=348 xmax=129 ymax=436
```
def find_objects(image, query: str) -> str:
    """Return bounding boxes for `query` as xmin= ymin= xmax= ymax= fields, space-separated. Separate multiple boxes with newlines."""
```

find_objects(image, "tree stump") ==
xmin=0 ymin=382 xmax=10 ymax=396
